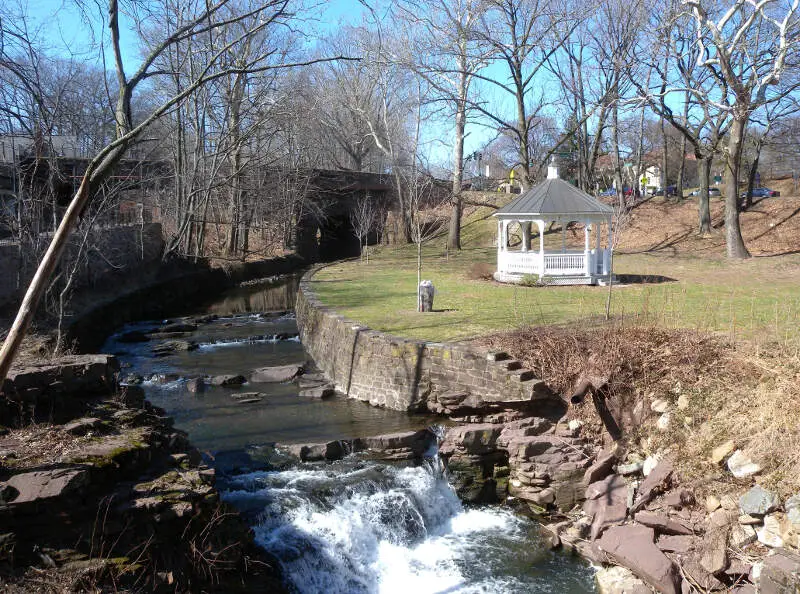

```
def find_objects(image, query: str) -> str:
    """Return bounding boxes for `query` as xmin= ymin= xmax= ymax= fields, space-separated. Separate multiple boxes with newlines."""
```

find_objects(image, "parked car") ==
xmin=740 ymin=187 xmax=780 ymax=199
xmin=599 ymin=188 xmax=616 ymax=197
xmin=689 ymin=187 xmax=721 ymax=197
xmin=652 ymin=185 xmax=677 ymax=197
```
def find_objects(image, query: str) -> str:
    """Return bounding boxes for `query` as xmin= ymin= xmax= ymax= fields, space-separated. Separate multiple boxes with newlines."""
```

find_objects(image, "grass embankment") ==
xmin=311 ymin=192 xmax=800 ymax=496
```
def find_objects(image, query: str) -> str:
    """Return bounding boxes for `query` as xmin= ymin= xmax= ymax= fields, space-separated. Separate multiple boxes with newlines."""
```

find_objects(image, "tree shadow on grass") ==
xmin=615 ymin=273 xmax=677 ymax=284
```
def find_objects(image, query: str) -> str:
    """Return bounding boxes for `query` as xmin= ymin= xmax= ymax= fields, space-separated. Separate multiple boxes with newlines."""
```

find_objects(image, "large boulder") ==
xmin=597 ymin=524 xmax=680 ymax=594
xmin=441 ymin=424 xmax=502 ymax=456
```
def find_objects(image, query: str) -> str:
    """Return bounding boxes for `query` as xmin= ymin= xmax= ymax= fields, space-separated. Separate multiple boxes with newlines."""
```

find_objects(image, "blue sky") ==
xmin=18 ymin=0 xmax=498 ymax=170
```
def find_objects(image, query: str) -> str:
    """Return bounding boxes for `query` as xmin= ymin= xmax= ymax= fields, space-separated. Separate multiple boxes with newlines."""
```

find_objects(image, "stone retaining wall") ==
xmin=0 ymin=223 xmax=164 ymax=308
xmin=295 ymin=266 xmax=550 ymax=413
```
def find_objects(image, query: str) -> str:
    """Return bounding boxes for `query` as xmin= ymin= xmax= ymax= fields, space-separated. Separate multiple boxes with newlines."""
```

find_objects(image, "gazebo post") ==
xmin=536 ymin=219 xmax=545 ymax=275
xmin=605 ymin=219 xmax=613 ymax=275
xmin=561 ymin=219 xmax=566 ymax=253
xmin=584 ymin=221 xmax=591 ymax=276
xmin=521 ymin=222 xmax=530 ymax=252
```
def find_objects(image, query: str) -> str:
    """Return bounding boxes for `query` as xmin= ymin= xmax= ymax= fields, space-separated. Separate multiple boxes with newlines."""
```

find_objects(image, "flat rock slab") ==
xmin=250 ymin=364 xmax=304 ymax=383
xmin=4 ymin=468 xmax=89 ymax=505
xmin=209 ymin=375 xmax=247 ymax=387
xmin=441 ymin=424 xmax=502 ymax=456
xmin=700 ymin=508 xmax=731 ymax=575
xmin=62 ymin=417 xmax=104 ymax=436
xmin=585 ymin=474 xmax=629 ymax=540
xmin=760 ymin=548 xmax=800 ymax=593
xmin=584 ymin=447 xmax=617 ymax=485
xmin=299 ymin=384 xmax=336 ymax=399
xmin=595 ymin=565 xmax=652 ymax=594
xmin=598 ymin=524 xmax=680 ymax=594
xmin=656 ymin=535 xmax=696 ymax=554
xmin=635 ymin=511 xmax=694 ymax=535
xmin=631 ymin=457 xmax=674 ymax=513
xmin=361 ymin=430 xmax=436 ymax=458
xmin=231 ymin=392 xmax=264 ymax=400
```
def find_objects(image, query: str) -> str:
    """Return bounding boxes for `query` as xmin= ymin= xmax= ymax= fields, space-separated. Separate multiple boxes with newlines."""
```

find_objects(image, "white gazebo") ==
xmin=493 ymin=163 xmax=615 ymax=285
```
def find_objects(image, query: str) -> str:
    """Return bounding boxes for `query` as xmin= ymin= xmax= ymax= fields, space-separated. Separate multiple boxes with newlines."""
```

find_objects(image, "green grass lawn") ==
xmin=310 ymin=194 xmax=800 ymax=345
xmin=310 ymin=241 xmax=800 ymax=344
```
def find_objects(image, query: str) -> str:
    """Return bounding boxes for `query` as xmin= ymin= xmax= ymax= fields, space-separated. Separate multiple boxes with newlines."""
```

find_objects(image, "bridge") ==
xmin=293 ymin=169 xmax=394 ymax=262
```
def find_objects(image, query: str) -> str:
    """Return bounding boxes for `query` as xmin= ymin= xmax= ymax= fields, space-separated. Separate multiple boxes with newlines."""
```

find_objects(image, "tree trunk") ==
xmin=676 ymin=136 xmax=686 ymax=201
xmin=660 ymin=117 xmax=669 ymax=199
xmin=743 ymin=140 xmax=763 ymax=211
xmin=611 ymin=96 xmax=624 ymax=209
xmin=724 ymin=114 xmax=750 ymax=258
xmin=0 ymin=179 xmax=92 ymax=384
xmin=635 ymin=104 xmax=646 ymax=197
xmin=447 ymin=76 xmax=467 ymax=251
xmin=697 ymin=156 xmax=712 ymax=234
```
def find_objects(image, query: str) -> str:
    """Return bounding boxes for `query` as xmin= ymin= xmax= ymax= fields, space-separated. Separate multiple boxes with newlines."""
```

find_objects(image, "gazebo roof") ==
xmin=494 ymin=171 xmax=614 ymax=219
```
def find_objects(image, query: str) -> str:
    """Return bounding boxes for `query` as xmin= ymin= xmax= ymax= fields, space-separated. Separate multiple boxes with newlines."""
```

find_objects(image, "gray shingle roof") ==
xmin=494 ymin=178 xmax=614 ymax=218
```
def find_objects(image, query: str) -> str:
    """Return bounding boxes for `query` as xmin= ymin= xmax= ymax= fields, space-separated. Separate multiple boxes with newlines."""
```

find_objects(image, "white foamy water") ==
xmin=221 ymin=463 xmax=596 ymax=594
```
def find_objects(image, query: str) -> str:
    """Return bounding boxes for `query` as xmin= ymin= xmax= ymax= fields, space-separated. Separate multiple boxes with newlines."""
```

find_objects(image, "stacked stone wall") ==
xmin=295 ymin=267 xmax=548 ymax=413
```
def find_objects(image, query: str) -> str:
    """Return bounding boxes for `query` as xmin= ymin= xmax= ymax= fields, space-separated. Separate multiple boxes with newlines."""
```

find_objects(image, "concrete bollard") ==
xmin=418 ymin=280 xmax=435 ymax=312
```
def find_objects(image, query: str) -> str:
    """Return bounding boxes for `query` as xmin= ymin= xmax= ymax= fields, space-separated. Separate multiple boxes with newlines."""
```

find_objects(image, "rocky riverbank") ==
xmin=0 ymin=355 xmax=284 ymax=592
xmin=279 ymin=351 xmax=800 ymax=594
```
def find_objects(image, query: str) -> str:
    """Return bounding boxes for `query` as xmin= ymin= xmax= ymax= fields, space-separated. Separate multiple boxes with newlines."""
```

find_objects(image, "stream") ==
xmin=104 ymin=276 xmax=597 ymax=593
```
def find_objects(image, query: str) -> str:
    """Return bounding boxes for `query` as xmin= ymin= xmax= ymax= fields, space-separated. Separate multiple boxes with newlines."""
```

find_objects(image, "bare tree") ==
xmin=0 ymin=0 xmax=350 ymax=384
xmin=685 ymin=0 xmax=800 ymax=258
xmin=395 ymin=0 xmax=490 ymax=251
xmin=630 ymin=2 xmax=732 ymax=234
xmin=349 ymin=191 xmax=377 ymax=263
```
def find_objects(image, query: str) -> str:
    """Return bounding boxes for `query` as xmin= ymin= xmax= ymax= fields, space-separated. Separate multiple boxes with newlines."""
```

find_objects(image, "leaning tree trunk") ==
xmin=0 ymin=179 xmax=91 ymax=384
xmin=697 ymin=155 xmax=712 ymax=234
xmin=724 ymin=114 xmax=751 ymax=259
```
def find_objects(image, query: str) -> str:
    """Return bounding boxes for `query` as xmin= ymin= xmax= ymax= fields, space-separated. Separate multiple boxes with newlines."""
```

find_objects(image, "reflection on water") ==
xmin=202 ymin=275 xmax=301 ymax=316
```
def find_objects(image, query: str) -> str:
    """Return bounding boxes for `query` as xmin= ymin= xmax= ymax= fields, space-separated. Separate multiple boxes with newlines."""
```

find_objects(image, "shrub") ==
xmin=519 ymin=274 xmax=540 ymax=287
xmin=467 ymin=262 xmax=495 ymax=280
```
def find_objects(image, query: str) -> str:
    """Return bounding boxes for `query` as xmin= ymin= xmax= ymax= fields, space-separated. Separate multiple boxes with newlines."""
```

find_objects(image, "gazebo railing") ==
xmin=498 ymin=251 xmax=541 ymax=274
xmin=543 ymin=253 xmax=585 ymax=274
xmin=498 ymin=249 xmax=611 ymax=277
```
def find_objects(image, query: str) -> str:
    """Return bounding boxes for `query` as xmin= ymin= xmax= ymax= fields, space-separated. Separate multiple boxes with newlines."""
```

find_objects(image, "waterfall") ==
xmin=221 ymin=461 xmax=596 ymax=594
